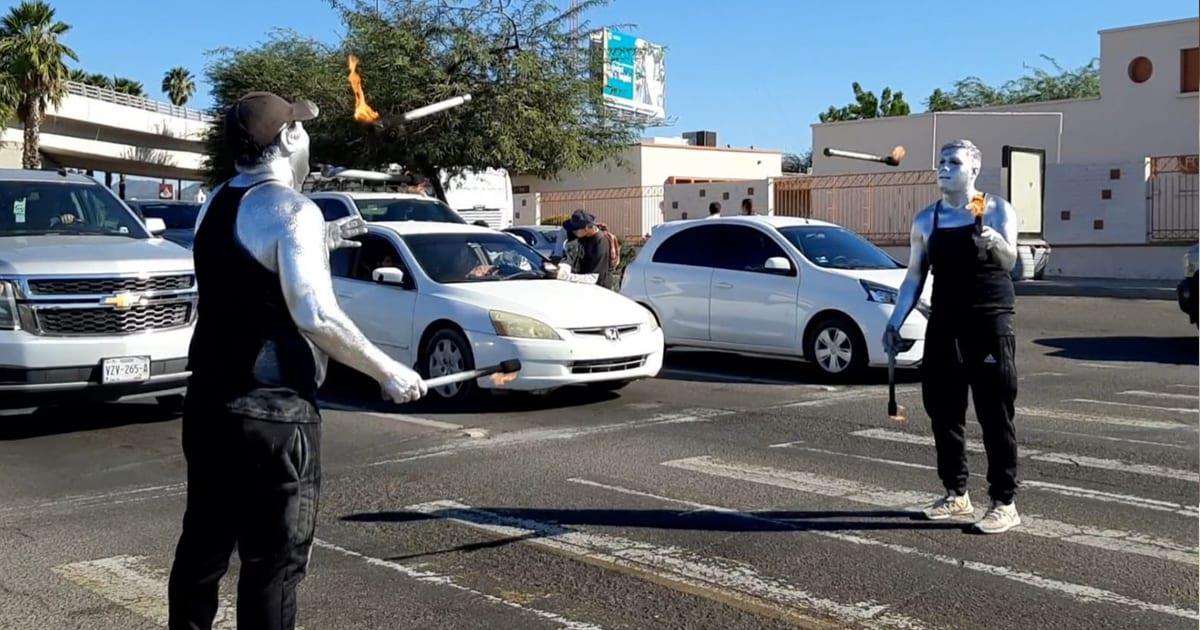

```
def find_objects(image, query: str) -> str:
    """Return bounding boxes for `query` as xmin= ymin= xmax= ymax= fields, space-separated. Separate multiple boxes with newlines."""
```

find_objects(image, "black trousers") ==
xmin=921 ymin=322 xmax=1019 ymax=503
xmin=168 ymin=402 xmax=321 ymax=630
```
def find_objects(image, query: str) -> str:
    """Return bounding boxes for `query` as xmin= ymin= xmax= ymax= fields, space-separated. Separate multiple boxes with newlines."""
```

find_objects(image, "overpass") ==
xmin=0 ymin=81 xmax=213 ymax=181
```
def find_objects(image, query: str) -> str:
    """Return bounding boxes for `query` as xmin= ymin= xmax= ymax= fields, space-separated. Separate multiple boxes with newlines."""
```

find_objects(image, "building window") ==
xmin=1128 ymin=57 xmax=1152 ymax=83
xmin=1183 ymin=48 xmax=1199 ymax=93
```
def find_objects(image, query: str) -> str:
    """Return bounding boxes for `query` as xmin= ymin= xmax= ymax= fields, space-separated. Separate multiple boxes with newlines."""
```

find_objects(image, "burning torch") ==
xmin=968 ymin=194 xmax=987 ymax=261
xmin=348 ymin=55 xmax=472 ymax=141
xmin=822 ymin=145 xmax=907 ymax=167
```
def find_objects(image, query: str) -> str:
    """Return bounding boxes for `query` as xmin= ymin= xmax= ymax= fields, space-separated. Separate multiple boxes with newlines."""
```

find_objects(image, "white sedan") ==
xmin=331 ymin=222 xmax=664 ymax=401
xmin=621 ymin=216 xmax=929 ymax=380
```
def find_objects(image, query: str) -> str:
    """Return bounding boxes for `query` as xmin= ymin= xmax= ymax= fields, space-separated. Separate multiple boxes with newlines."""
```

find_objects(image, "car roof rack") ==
xmin=303 ymin=165 xmax=429 ymax=194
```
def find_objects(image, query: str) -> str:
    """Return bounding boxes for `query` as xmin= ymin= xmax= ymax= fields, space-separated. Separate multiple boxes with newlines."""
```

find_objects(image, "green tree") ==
xmin=819 ymin=82 xmax=910 ymax=122
xmin=0 ymin=0 xmax=77 ymax=169
xmin=202 ymin=0 xmax=644 ymax=193
xmin=924 ymin=56 xmax=1099 ymax=112
xmin=111 ymin=76 xmax=145 ymax=97
xmin=781 ymin=150 xmax=812 ymax=173
xmin=162 ymin=66 xmax=196 ymax=107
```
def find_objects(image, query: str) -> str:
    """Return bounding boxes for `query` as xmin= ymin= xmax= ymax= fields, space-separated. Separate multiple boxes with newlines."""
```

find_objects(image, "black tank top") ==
xmin=928 ymin=199 xmax=1015 ymax=335
xmin=186 ymin=183 xmax=320 ymax=423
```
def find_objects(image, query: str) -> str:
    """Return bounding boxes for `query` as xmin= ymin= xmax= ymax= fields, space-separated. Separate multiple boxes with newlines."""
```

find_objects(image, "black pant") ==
xmin=921 ymin=323 xmax=1019 ymax=503
xmin=168 ymin=402 xmax=321 ymax=630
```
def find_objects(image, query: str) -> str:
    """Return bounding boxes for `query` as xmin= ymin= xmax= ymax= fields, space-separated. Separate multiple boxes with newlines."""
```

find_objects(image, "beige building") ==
xmin=810 ymin=17 xmax=1199 ymax=279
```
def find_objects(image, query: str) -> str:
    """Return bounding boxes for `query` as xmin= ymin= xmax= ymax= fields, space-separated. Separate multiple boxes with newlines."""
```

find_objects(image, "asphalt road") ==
xmin=1 ymin=296 xmax=1197 ymax=630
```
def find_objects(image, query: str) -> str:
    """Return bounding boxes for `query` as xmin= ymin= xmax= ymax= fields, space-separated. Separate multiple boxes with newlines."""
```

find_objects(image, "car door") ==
xmin=330 ymin=232 xmax=417 ymax=362
xmin=311 ymin=195 xmax=358 ymax=222
xmin=644 ymin=225 xmax=718 ymax=342
xmin=707 ymin=225 xmax=801 ymax=352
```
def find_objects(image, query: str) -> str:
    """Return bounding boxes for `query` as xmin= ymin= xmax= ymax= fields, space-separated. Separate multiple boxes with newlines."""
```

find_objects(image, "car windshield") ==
xmin=354 ymin=197 xmax=466 ymax=224
xmin=405 ymin=233 xmax=552 ymax=284
xmin=0 ymin=180 xmax=145 ymax=238
xmin=137 ymin=203 xmax=201 ymax=230
xmin=779 ymin=226 xmax=901 ymax=270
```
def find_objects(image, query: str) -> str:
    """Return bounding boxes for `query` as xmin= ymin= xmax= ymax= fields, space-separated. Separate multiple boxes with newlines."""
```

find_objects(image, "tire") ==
xmin=804 ymin=315 xmax=867 ymax=381
xmin=420 ymin=328 xmax=477 ymax=403
xmin=157 ymin=394 xmax=185 ymax=414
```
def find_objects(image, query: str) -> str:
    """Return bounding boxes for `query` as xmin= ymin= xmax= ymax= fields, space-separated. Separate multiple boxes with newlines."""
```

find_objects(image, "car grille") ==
xmin=571 ymin=325 xmax=640 ymax=338
xmin=27 ymin=275 xmax=194 ymax=296
xmin=36 ymin=303 xmax=192 ymax=335
xmin=571 ymin=355 xmax=647 ymax=374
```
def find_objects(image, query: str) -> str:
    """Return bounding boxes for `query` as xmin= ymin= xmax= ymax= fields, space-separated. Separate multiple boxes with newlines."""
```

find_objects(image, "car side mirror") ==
xmin=764 ymin=256 xmax=792 ymax=273
xmin=145 ymin=217 xmax=167 ymax=235
xmin=372 ymin=267 xmax=406 ymax=286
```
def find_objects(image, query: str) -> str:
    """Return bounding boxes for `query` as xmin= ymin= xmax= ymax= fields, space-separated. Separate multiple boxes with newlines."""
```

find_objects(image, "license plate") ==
xmin=102 ymin=356 xmax=150 ymax=384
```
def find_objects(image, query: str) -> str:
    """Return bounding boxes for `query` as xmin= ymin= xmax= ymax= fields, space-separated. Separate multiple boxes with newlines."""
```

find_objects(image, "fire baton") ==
xmin=823 ymin=146 xmax=907 ymax=167
xmin=422 ymin=359 xmax=522 ymax=390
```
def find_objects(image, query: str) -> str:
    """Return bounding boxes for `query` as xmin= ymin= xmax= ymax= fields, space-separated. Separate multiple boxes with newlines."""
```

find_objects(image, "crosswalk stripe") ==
xmin=1026 ymin=427 xmax=1192 ymax=450
xmin=663 ymin=456 xmax=1197 ymax=565
xmin=54 ymin=555 xmax=235 ymax=629
xmin=406 ymin=499 xmax=929 ymax=629
xmin=851 ymin=428 xmax=1199 ymax=483
xmin=784 ymin=445 xmax=1199 ymax=518
xmin=1016 ymin=406 xmax=1196 ymax=431
xmin=1119 ymin=390 xmax=1200 ymax=401
xmin=1070 ymin=399 xmax=1199 ymax=415
xmin=569 ymin=478 xmax=1198 ymax=622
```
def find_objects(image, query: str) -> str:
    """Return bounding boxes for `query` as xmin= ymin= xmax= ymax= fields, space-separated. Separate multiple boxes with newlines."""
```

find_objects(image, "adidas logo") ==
xmin=983 ymin=355 xmax=997 ymax=364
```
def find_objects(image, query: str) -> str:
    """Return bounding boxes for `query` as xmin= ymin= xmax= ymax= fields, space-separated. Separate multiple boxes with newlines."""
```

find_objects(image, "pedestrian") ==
xmin=556 ymin=210 xmax=615 ymax=289
xmin=884 ymin=138 xmax=1022 ymax=534
xmin=168 ymin=91 xmax=426 ymax=629
xmin=706 ymin=201 xmax=722 ymax=218
xmin=740 ymin=198 xmax=754 ymax=215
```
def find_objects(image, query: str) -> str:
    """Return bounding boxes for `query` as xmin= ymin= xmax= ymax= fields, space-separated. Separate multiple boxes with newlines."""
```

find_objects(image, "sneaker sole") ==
xmin=922 ymin=509 xmax=974 ymax=521
xmin=973 ymin=517 xmax=1022 ymax=534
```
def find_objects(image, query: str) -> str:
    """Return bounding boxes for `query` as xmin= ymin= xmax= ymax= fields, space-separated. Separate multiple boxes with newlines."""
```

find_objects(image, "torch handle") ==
xmin=975 ymin=215 xmax=987 ymax=261
xmin=422 ymin=366 xmax=499 ymax=390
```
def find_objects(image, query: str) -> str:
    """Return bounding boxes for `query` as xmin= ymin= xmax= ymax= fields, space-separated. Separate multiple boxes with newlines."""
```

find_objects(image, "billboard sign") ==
xmin=596 ymin=29 xmax=665 ymax=121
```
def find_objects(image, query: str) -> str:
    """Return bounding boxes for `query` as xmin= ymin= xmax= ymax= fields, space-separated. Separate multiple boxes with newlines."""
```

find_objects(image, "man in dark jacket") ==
xmin=556 ymin=210 xmax=614 ymax=289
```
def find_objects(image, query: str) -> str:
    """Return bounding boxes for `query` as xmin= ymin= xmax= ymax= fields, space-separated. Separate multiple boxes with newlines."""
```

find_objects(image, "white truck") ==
xmin=0 ymin=169 xmax=196 ymax=415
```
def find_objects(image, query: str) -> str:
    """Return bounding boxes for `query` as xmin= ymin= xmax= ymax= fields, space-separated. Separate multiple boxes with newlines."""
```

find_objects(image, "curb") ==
xmin=1015 ymin=281 xmax=1176 ymax=301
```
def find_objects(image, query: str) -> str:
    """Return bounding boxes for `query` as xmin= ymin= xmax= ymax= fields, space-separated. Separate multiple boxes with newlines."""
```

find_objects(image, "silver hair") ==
xmin=940 ymin=139 xmax=982 ymax=167
xmin=234 ymin=122 xmax=301 ymax=170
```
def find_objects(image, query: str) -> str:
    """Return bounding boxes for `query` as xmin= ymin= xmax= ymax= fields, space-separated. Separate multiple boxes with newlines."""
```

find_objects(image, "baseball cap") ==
xmin=563 ymin=210 xmax=596 ymax=232
xmin=225 ymin=91 xmax=319 ymax=148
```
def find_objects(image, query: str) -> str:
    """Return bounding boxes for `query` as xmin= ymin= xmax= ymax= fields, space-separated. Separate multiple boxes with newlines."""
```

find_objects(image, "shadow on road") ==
xmin=660 ymin=350 xmax=922 ymax=386
xmin=1035 ymin=336 xmax=1199 ymax=366
xmin=0 ymin=403 xmax=179 ymax=441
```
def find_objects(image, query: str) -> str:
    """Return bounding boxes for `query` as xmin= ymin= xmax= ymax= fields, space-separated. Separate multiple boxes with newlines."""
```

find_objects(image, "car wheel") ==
xmin=421 ymin=328 xmax=477 ymax=402
xmin=804 ymin=315 xmax=867 ymax=381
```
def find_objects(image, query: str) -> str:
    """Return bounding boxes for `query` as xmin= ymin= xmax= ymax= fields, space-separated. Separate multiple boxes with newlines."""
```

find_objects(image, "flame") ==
xmin=490 ymin=371 xmax=519 ymax=386
xmin=888 ymin=404 xmax=909 ymax=425
xmin=890 ymin=145 xmax=907 ymax=162
xmin=967 ymin=193 xmax=987 ymax=218
xmin=347 ymin=55 xmax=380 ymax=124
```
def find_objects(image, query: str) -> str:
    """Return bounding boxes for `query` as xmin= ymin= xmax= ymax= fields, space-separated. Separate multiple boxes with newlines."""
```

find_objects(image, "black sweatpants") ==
xmin=921 ymin=323 xmax=1019 ymax=504
xmin=168 ymin=401 xmax=321 ymax=630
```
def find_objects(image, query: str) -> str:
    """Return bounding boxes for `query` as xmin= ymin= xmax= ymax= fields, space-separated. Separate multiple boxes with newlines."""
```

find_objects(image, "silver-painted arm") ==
xmin=888 ymin=218 xmax=930 ymax=332
xmin=976 ymin=197 xmax=1019 ymax=271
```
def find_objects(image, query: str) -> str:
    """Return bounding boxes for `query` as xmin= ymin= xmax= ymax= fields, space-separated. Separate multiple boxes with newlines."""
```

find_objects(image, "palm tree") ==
xmin=0 ymin=0 xmax=77 ymax=169
xmin=111 ymin=76 xmax=145 ymax=97
xmin=86 ymin=72 xmax=113 ymax=90
xmin=161 ymin=66 xmax=196 ymax=107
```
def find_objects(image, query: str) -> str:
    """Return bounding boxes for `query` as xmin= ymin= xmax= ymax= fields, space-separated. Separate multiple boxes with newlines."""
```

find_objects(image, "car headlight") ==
xmin=0 ymin=281 xmax=18 ymax=330
xmin=490 ymin=310 xmax=560 ymax=340
xmin=860 ymin=279 xmax=897 ymax=305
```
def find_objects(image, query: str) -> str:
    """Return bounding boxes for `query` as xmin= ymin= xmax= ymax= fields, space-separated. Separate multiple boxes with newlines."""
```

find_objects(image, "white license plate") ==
xmin=102 ymin=357 xmax=150 ymax=384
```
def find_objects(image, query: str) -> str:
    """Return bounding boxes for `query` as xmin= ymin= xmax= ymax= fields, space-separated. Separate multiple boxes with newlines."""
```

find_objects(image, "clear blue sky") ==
xmin=48 ymin=0 xmax=1199 ymax=155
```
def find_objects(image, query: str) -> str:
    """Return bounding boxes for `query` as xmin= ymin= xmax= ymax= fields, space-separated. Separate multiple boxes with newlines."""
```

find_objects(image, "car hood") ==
xmin=439 ymin=280 xmax=652 ymax=329
xmin=0 ymin=235 xmax=194 ymax=275
xmin=820 ymin=266 xmax=934 ymax=300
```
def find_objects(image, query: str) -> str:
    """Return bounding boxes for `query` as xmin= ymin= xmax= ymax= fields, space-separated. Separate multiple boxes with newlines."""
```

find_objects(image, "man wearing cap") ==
xmin=556 ymin=210 xmax=615 ymax=289
xmin=167 ymin=92 xmax=427 ymax=630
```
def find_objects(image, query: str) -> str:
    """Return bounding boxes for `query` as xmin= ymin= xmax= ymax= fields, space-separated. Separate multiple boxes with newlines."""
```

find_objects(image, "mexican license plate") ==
xmin=102 ymin=356 xmax=150 ymax=384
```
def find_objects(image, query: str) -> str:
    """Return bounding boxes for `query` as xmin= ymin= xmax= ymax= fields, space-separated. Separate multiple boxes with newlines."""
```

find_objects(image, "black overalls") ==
xmin=921 ymin=200 xmax=1020 ymax=504
xmin=169 ymin=182 xmax=321 ymax=630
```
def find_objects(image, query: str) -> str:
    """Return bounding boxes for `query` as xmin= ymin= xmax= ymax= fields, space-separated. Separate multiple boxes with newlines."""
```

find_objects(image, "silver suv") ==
xmin=0 ymin=169 xmax=196 ymax=415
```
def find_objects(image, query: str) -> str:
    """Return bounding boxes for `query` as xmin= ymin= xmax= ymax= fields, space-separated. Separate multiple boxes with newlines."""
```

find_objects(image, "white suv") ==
xmin=0 ymin=170 xmax=196 ymax=415
xmin=307 ymin=191 xmax=466 ymax=225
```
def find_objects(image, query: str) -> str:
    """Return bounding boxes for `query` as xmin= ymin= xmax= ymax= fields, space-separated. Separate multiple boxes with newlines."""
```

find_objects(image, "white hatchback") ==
xmin=331 ymin=222 xmax=664 ymax=401
xmin=621 ymin=216 xmax=929 ymax=379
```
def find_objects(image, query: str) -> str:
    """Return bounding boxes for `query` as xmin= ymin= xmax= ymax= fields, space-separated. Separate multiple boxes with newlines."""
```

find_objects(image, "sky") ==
xmin=47 ymin=0 xmax=1199 ymax=156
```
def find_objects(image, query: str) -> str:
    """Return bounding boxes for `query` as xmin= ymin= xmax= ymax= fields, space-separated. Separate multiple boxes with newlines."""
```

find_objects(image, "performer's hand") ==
xmin=381 ymin=364 xmax=427 ymax=404
xmin=973 ymin=226 xmax=1005 ymax=251
xmin=326 ymin=216 xmax=367 ymax=251
xmin=555 ymin=263 xmax=572 ymax=280
xmin=882 ymin=325 xmax=903 ymax=354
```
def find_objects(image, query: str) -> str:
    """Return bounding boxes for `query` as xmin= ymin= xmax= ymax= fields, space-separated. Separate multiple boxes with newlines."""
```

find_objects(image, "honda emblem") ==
xmin=603 ymin=327 xmax=621 ymax=341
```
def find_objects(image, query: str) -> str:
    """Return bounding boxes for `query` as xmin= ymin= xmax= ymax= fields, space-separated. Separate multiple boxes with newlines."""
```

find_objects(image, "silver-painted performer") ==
xmin=168 ymin=92 xmax=426 ymax=630
xmin=884 ymin=139 xmax=1022 ymax=535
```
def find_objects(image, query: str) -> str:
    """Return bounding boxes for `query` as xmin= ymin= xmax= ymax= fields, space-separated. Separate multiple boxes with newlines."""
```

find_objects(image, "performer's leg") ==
xmin=922 ymin=327 xmax=970 ymax=496
xmin=168 ymin=404 xmax=238 ymax=630
xmin=965 ymin=333 xmax=1019 ymax=504
xmin=235 ymin=419 xmax=321 ymax=630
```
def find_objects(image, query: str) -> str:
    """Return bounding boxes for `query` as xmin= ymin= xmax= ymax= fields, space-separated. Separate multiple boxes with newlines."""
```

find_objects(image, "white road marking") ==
xmin=1070 ymin=399 xmax=1199 ymax=415
xmin=0 ymin=484 xmax=186 ymax=517
xmin=1025 ymin=372 xmax=1067 ymax=377
xmin=768 ymin=440 xmax=806 ymax=448
xmin=664 ymin=456 xmax=1197 ymax=565
xmin=784 ymin=445 xmax=1199 ymax=518
xmin=406 ymin=499 xmax=928 ymax=629
xmin=1076 ymin=363 xmax=1134 ymax=370
xmin=1016 ymin=407 xmax=1195 ymax=431
xmin=1170 ymin=384 xmax=1197 ymax=390
xmin=569 ymin=478 xmax=1198 ymax=622
xmin=851 ymin=429 xmax=1199 ymax=483
xmin=1118 ymin=390 xmax=1200 ymax=401
xmin=313 ymin=539 xmax=602 ymax=629
xmin=54 ymin=555 xmax=235 ymax=629
xmin=367 ymin=408 xmax=733 ymax=467
xmin=1026 ymin=427 xmax=1192 ymax=450
xmin=783 ymin=387 xmax=919 ymax=409
xmin=363 ymin=412 xmax=465 ymax=431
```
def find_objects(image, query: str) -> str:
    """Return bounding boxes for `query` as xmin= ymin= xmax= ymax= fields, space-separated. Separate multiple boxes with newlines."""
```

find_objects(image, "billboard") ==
xmin=595 ymin=29 xmax=665 ymax=121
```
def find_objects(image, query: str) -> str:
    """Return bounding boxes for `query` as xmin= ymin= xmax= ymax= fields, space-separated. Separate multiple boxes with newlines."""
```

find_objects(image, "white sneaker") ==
xmin=972 ymin=501 xmax=1021 ymax=534
xmin=921 ymin=491 xmax=974 ymax=520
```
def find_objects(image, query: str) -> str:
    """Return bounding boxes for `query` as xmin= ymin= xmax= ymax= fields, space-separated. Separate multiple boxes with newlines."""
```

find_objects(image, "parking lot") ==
xmin=0 ymin=294 xmax=1196 ymax=629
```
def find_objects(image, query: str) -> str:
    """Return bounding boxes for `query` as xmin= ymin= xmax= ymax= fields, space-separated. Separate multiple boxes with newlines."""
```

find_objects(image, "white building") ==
xmin=810 ymin=17 xmax=1199 ymax=279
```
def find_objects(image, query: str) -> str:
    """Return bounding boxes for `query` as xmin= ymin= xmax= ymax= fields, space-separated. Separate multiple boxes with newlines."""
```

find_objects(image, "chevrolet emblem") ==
xmin=103 ymin=292 xmax=142 ymax=311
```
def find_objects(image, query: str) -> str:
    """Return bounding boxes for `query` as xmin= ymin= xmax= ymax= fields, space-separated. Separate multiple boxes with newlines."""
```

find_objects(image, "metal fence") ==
xmin=774 ymin=171 xmax=939 ymax=245
xmin=1147 ymin=155 xmax=1199 ymax=243
xmin=66 ymin=81 xmax=215 ymax=122
xmin=538 ymin=185 xmax=664 ymax=239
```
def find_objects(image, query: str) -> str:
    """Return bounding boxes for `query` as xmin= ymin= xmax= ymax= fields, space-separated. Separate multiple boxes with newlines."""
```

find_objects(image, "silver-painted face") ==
xmin=286 ymin=123 xmax=312 ymax=192
xmin=937 ymin=147 xmax=978 ymax=194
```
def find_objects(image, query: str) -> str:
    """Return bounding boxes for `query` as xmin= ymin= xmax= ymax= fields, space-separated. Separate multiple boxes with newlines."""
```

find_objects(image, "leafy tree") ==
xmin=924 ymin=56 xmax=1099 ymax=112
xmin=202 ymin=0 xmax=645 ymax=195
xmin=819 ymin=82 xmax=910 ymax=122
xmin=162 ymin=66 xmax=196 ymax=107
xmin=0 ymin=0 xmax=77 ymax=168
